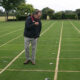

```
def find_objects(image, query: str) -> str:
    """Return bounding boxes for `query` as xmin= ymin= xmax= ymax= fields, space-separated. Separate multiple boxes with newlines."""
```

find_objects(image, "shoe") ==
xmin=31 ymin=61 xmax=36 ymax=65
xmin=24 ymin=60 xmax=30 ymax=64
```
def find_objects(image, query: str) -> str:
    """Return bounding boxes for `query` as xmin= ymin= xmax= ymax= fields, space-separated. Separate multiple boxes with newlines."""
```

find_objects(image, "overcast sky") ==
xmin=27 ymin=0 xmax=80 ymax=11
xmin=0 ymin=0 xmax=80 ymax=11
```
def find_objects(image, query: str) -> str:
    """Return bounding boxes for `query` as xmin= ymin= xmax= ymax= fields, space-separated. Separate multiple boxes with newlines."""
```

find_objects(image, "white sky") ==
xmin=27 ymin=0 xmax=80 ymax=11
xmin=0 ymin=0 xmax=80 ymax=12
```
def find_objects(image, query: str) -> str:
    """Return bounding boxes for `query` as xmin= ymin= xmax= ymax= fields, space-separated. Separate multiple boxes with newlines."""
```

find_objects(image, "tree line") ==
xmin=41 ymin=7 xmax=80 ymax=20
xmin=0 ymin=0 xmax=80 ymax=21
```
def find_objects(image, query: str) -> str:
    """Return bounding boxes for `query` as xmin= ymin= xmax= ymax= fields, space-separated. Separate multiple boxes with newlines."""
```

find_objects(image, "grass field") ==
xmin=0 ymin=20 xmax=80 ymax=80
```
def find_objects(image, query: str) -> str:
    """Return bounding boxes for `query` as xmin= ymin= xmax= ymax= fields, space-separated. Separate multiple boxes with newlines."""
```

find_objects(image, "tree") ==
xmin=54 ymin=11 xmax=63 ymax=19
xmin=0 ymin=0 xmax=25 ymax=21
xmin=76 ymin=9 xmax=80 ymax=19
xmin=42 ymin=7 xmax=54 ymax=19
xmin=65 ymin=10 xmax=75 ymax=14
xmin=0 ymin=9 xmax=4 ymax=16
xmin=52 ymin=10 xmax=76 ymax=20
xmin=64 ymin=10 xmax=76 ymax=19
xmin=16 ymin=3 xmax=34 ymax=20
xmin=16 ymin=3 xmax=34 ymax=16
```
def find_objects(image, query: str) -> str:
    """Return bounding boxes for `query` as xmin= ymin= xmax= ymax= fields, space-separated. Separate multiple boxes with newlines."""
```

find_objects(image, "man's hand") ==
xmin=34 ymin=22 xmax=39 ymax=26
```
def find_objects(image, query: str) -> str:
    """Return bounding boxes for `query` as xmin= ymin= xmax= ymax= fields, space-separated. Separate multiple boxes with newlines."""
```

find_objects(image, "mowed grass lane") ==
xmin=0 ymin=21 xmax=55 ymax=71
xmin=71 ymin=20 xmax=80 ymax=30
xmin=58 ymin=21 xmax=80 ymax=80
xmin=0 ymin=21 xmax=51 ymax=45
xmin=0 ymin=20 xmax=51 ymax=68
xmin=0 ymin=20 xmax=80 ymax=80
xmin=0 ymin=20 xmax=61 ymax=80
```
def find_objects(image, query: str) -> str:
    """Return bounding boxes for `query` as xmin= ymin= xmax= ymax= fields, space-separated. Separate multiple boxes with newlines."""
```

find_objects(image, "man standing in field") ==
xmin=24 ymin=10 xmax=42 ymax=65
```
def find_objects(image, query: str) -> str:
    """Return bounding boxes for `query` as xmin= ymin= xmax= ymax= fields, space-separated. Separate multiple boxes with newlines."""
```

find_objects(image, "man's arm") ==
xmin=25 ymin=18 xmax=39 ymax=29
xmin=25 ymin=18 xmax=35 ymax=29
xmin=39 ymin=21 xmax=42 ymax=35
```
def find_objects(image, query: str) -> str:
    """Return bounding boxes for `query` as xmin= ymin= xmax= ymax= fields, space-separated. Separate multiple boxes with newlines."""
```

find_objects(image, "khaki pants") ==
xmin=24 ymin=37 xmax=37 ymax=63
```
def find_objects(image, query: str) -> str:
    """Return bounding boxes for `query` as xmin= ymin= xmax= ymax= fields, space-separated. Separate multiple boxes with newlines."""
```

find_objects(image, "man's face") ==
xmin=34 ymin=12 xmax=42 ymax=19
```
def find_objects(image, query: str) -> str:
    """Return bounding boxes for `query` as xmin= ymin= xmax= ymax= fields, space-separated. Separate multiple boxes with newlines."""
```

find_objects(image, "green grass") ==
xmin=0 ymin=20 xmax=80 ymax=80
